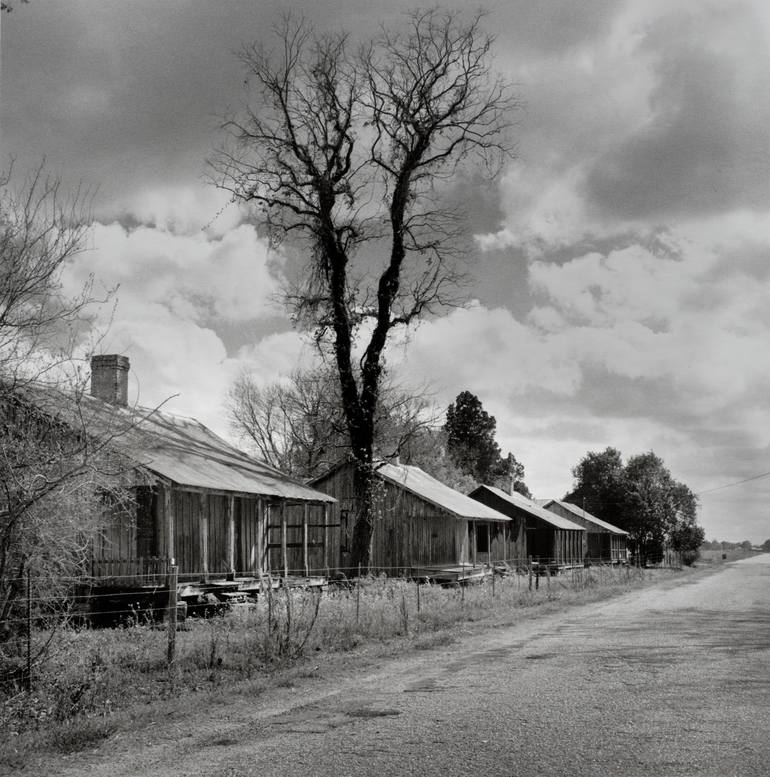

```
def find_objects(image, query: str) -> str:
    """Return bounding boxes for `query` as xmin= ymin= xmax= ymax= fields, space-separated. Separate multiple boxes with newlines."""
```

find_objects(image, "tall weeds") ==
xmin=1 ymin=563 xmax=663 ymax=754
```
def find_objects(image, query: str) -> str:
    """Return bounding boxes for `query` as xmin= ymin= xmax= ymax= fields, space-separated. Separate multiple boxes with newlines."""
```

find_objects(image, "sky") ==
xmin=2 ymin=0 xmax=769 ymax=542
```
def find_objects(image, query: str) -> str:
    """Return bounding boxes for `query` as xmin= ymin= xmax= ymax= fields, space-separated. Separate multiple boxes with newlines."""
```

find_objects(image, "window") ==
xmin=476 ymin=523 xmax=490 ymax=553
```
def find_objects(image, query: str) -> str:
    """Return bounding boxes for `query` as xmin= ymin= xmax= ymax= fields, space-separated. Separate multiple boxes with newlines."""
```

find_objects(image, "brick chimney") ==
xmin=90 ymin=354 xmax=130 ymax=406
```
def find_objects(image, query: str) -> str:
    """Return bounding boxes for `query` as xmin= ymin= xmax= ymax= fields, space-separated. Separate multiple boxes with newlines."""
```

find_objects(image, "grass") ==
xmin=0 ymin=564 xmax=681 ymax=767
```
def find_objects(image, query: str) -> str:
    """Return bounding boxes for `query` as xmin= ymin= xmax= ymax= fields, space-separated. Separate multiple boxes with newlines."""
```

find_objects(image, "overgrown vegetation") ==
xmin=0 ymin=164 xmax=123 ymax=686
xmin=1 ymin=564 xmax=675 ymax=763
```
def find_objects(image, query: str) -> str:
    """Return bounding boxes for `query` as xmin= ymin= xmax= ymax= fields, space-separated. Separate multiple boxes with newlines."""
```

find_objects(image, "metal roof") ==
xmin=471 ymin=486 xmax=585 ymax=531
xmin=17 ymin=387 xmax=334 ymax=503
xmin=540 ymin=499 xmax=628 ymax=535
xmin=375 ymin=463 xmax=511 ymax=522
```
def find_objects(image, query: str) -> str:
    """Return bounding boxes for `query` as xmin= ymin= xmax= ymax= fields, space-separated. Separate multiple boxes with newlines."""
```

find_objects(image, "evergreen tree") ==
xmin=443 ymin=391 xmax=529 ymax=493
xmin=444 ymin=391 xmax=501 ymax=483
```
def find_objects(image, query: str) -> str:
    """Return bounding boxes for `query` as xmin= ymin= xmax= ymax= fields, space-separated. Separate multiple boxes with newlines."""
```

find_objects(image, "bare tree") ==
xmin=213 ymin=10 xmax=517 ymax=569
xmin=228 ymin=367 xmax=347 ymax=479
xmin=0 ymin=163 xmax=95 ymax=389
xmin=228 ymin=366 xmax=436 ymax=481
xmin=0 ymin=165 xmax=125 ymax=680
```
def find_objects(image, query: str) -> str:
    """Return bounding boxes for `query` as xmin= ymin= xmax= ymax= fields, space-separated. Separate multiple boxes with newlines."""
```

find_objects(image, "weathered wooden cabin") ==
xmin=469 ymin=486 xmax=584 ymax=567
xmin=311 ymin=461 xmax=512 ymax=577
xmin=540 ymin=499 xmax=628 ymax=563
xmin=26 ymin=355 xmax=337 ymax=587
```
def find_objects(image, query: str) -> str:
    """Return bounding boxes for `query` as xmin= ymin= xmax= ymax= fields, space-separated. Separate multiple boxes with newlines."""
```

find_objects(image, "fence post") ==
xmin=166 ymin=564 xmax=178 ymax=667
xmin=491 ymin=564 xmax=496 ymax=598
xmin=25 ymin=567 xmax=32 ymax=693
xmin=416 ymin=576 xmax=421 ymax=613
xmin=356 ymin=564 xmax=361 ymax=625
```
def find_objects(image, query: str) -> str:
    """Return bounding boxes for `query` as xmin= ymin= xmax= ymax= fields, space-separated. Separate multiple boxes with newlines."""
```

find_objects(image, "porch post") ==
xmin=303 ymin=503 xmax=309 ymax=577
xmin=258 ymin=499 xmax=266 ymax=574
xmin=164 ymin=484 xmax=175 ymax=566
xmin=281 ymin=501 xmax=289 ymax=578
xmin=227 ymin=494 xmax=235 ymax=575
xmin=323 ymin=503 xmax=329 ymax=572
xmin=199 ymin=493 xmax=209 ymax=581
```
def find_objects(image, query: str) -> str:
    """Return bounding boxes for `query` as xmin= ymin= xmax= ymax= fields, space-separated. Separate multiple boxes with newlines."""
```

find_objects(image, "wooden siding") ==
xmin=544 ymin=501 xmax=628 ymax=562
xmin=90 ymin=481 xmax=335 ymax=583
xmin=90 ymin=491 xmax=167 ymax=583
xmin=471 ymin=488 xmax=585 ymax=565
xmin=235 ymin=496 xmax=262 ymax=576
xmin=314 ymin=464 xmax=516 ymax=574
xmin=525 ymin=519 xmax=582 ymax=565
xmin=467 ymin=489 xmax=527 ymax=562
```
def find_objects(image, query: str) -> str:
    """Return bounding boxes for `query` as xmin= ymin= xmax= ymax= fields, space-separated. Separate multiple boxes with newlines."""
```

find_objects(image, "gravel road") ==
xmin=41 ymin=556 xmax=770 ymax=777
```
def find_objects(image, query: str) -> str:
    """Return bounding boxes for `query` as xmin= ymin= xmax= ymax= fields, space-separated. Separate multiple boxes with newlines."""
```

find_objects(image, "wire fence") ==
xmin=1 ymin=554 xmax=670 ymax=621
xmin=0 ymin=552 xmax=681 ymax=700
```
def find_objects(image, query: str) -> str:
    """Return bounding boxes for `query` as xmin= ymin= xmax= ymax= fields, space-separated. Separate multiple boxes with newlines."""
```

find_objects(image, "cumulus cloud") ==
xmin=587 ymin=2 xmax=770 ymax=220
xmin=59 ymin=216 xmax=297 ymax=436
xmin=124 ymin=185 xmax=246 ymax=237
xmin=479 ymin=0 xmax=770 ymax=254
xmin=68 ymin=220 xmax=283 ymax=324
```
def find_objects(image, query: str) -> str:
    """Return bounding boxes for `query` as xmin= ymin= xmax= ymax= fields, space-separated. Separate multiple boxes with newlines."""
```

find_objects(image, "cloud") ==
xmin=587 ymin=2 xmax=770 ymax=221
xmin=124 ymin=185 xmax=246 ymax=237
xmin=58 ymin=215 xmax=299 ymax=437
xmin=390 ymin=304 xmax=583 ymax=403
xmin=478 ymin=0 xmax=770 ymax=256
xmin=67 ymin=219 xmax=283 ymax=325
xmin=235 ymin=331 xmax=316 ymax=385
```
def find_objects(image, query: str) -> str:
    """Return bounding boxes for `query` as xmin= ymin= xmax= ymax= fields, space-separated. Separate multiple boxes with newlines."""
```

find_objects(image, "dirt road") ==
xmin=42 ymin=557 xmax=770 ymax=777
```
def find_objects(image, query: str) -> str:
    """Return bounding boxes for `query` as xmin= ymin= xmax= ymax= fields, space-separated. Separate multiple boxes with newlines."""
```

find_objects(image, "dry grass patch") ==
xmin=1 ymin=564 xmax=686 ymax=769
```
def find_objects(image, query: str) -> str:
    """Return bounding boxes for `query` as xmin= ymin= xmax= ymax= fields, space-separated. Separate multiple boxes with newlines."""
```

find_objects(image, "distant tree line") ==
xmin=701 ymin=539 xmax=758 ymax=551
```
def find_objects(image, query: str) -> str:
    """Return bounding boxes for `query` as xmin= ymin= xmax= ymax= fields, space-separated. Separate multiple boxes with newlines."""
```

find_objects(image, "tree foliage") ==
xmin=444 ymin=391 xmax=499 ymax=482
xmin=212 ymin=10 xmax=517 ymax=568
xmin=443 ymin=390 xmax=529 ymax=496
xmin=565 ymin=447 xmax=703 ymax=565
xmin=565 ymin=447 xmax=625 ymax=525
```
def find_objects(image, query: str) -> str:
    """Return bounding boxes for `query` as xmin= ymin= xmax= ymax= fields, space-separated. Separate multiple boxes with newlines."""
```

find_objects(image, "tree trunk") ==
xmin=350 ymin=457 xmax=376 ymax=572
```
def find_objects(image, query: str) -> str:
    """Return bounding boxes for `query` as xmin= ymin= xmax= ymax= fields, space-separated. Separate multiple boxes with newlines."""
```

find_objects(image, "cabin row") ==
xmin=26 ymin=355 xmax=628 ymax=590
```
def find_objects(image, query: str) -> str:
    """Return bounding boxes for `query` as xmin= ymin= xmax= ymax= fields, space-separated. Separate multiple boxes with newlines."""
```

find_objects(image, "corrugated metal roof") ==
xmin=375 ymin=463 xmax=511 ymax=522
xmin=17 ymin=387 xmax=334 ymax=503
xmin=541 ymin=499 xmax=628 ymax=535
xmin=472 ymin=486 xmax=585 ymax=530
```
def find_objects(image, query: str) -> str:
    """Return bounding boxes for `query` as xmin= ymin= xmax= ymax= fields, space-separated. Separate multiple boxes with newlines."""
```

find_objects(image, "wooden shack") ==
xmin=539 ymin=499 xmax=628 ymax=563
xmin=469 ymin=485 xmax=584 ymax=567
xmin=23 ymin=355 xmax=337 ymax=588
xmin=312 ymin=461 xmax=512 ymax=578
